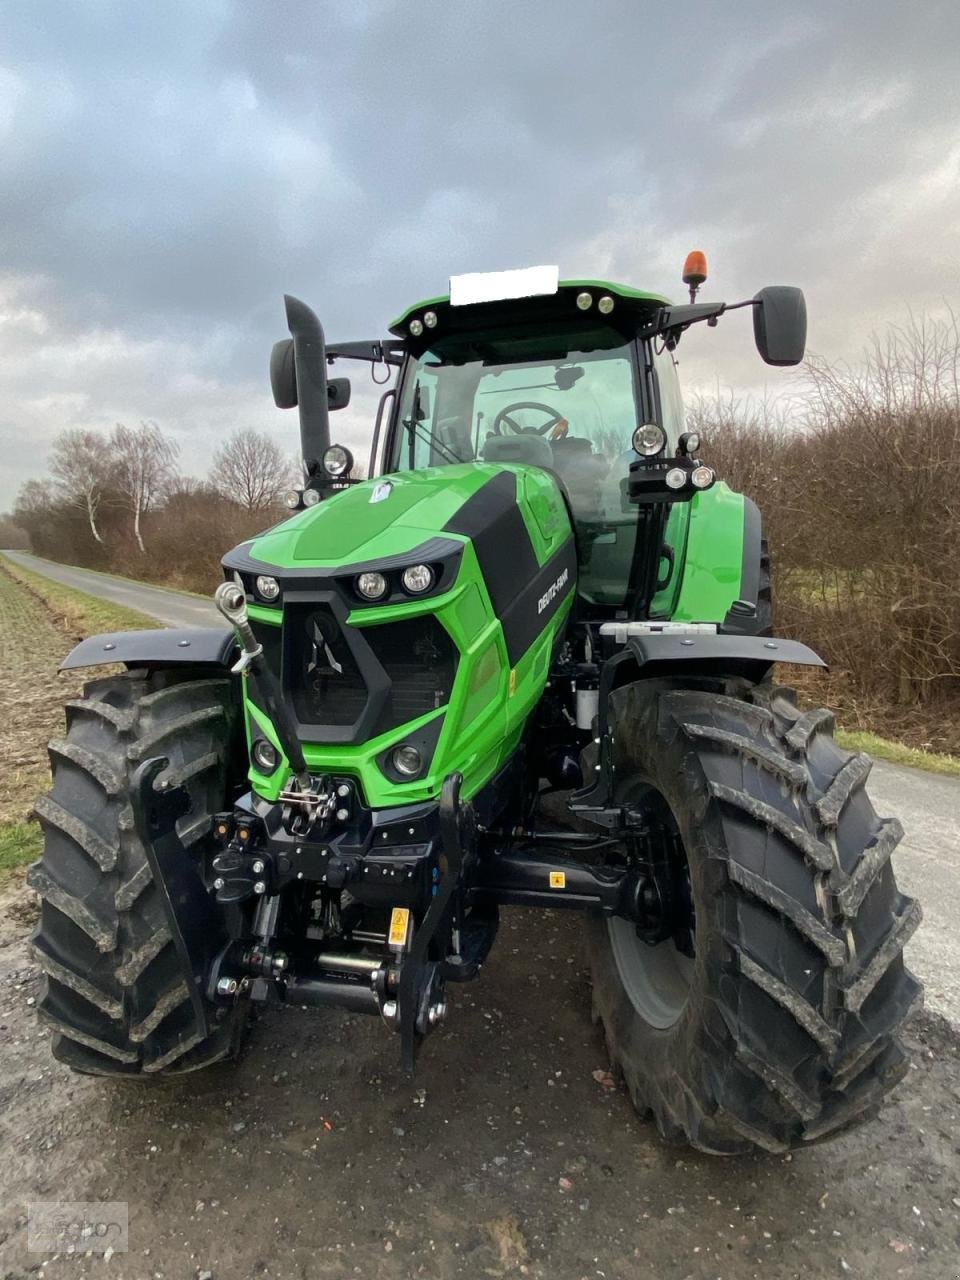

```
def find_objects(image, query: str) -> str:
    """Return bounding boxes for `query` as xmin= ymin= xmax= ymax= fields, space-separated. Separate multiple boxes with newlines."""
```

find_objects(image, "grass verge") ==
xmin=835 ymin=729 xmax=960 ymax=778
xmin=0 ymin=557 xmax=155 ymax=881
xmin=0 ymin=551 xmax=156 ymax=634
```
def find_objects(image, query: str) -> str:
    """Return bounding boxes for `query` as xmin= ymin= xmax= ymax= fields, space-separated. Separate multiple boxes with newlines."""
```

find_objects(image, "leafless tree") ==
xmin=209 ymin=429 xmax=292 ymax=512
xmin=111 ymin=421 xmax=179 ymax=552
xmin=48 ymin=429 xmax=114 ymax=544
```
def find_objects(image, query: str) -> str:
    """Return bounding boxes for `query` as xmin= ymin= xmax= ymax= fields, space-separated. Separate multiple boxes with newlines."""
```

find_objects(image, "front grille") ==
xmin=290 ymin=604 xmax=368 ymax=727
xmin=273 ymin=601 xmax=458 ymax=742
xmin=365 ymin=617 xmax=457 ymax=731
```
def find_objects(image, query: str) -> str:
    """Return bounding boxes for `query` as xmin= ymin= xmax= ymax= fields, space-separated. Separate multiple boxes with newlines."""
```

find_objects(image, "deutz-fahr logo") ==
xmin=538 ymin=567 xmax=569 ymax=615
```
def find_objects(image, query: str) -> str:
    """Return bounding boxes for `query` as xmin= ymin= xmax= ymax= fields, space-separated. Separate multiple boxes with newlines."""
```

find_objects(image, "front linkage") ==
xmin=131 ymin=743 xmax=676 ymax=1070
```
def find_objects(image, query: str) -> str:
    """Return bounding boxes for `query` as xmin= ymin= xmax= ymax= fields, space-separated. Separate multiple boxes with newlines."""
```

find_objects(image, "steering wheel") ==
xmin=491 ymin=401 xmax=569 ymax=438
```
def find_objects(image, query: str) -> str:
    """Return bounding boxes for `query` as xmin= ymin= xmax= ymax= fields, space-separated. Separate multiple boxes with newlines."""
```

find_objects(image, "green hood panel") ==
xmin=248 ymin=464 xmax=509 ymax=569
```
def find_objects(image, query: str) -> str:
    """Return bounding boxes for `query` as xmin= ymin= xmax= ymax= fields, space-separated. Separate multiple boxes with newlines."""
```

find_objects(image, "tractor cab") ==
xmin=384 ymin=279 xmax=678 ymax=610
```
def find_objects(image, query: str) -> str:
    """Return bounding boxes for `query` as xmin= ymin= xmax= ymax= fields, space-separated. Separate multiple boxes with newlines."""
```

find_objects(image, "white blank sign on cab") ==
xmin=449 ymin=265 xmax=560 ymax=307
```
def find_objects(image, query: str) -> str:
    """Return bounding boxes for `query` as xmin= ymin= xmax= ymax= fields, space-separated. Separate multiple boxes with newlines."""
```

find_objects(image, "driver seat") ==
xmin=481 ymin=434 xmax=554 ymax=469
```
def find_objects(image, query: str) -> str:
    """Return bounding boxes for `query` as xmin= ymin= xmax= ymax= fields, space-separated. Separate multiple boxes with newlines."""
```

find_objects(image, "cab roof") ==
xmin=388 ymin=278 xmax=671 ymax=339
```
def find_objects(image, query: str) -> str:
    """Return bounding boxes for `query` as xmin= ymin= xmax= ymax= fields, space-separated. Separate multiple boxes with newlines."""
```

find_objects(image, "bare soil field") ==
xmin=2 ymin=563 xmax=960 ymax=1280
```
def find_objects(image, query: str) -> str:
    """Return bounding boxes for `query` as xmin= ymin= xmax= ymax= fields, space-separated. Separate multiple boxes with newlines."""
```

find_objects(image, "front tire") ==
xmin=585 ymin=679 xmax=922 ymax=1153
xmin=28 ymin=668 xmax=246 ymax=1076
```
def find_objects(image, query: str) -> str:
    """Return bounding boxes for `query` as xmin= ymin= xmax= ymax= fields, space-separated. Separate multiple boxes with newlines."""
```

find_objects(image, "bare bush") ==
xmin=209 ymin=429 xmax=293 ymax=511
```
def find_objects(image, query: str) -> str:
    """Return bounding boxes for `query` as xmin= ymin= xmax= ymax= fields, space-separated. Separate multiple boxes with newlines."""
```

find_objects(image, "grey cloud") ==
xmin=1 ymin=0 xmax=958 ymax=506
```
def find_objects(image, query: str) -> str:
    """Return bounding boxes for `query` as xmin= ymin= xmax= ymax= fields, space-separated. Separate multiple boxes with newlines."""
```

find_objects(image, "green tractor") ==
xmin=30 ymin=261 xmax=920 ymax=1153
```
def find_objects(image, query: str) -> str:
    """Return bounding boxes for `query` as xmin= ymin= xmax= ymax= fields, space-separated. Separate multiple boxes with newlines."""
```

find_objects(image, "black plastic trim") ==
xmin=60 ymin=627 xmax=237 ymax=671
xmin=375 ymin=712 xmax=445 ymax=782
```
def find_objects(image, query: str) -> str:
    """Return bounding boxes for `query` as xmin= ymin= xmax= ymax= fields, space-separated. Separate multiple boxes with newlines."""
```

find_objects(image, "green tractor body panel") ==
xmin=225 ymin=463 xmax=577 ymax=807
xmin=666 ymin=483 xmax=747 ymax=623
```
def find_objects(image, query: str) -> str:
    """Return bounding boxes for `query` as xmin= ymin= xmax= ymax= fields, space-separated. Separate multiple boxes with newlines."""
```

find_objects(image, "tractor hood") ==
xmin=235 ymin=462 xmax=563 ymax=570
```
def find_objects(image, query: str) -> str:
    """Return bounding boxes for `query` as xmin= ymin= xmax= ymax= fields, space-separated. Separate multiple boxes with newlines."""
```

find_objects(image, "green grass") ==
xmin=836 ymin=728 xmax=960 ymax=778
xmin=0 ymin=551 xmax=156 ymax=632
xmin=0 ymin=821 xmax=42 ymax=876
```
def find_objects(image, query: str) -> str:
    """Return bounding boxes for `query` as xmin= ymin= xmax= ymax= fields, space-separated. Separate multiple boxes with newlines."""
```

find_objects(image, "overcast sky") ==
xmin=2 ymin=0 xmax=958 ymax=509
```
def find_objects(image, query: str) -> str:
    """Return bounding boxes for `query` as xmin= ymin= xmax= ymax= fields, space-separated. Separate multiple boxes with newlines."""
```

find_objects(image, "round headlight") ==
xmin=392 ymin=744 xmax=422 ymax=777
xmin=252 ymin=738 xmax=280 ymax=773
xmin=323 ymin=444 xmax=353 ymax=478
xmin=283 ymin=489 xmax=302 ymax=509
xmin=356 ymin=571 xmax=388 ymax=600
xmin=302 ymin=487 xmax=321 ymax=507
xmin=576 ymin=291 xmax=593 ymax=310
xmin=423 ymin=310 xmax=438 ymax=328
xmin=665 ymin=467 xmax=688 ymax=490
xmin=678 ymin=431 xmax=701 ymax=456
xmin=409 ymin=318 xmax=424 ymax=336
xmin=255 ymin=575 xmax=280 ymax=601
xmin=691 ymin=465 xmax=715 ymax=490
xmin=598 ymin=295 xmax=615 ymax=314
xmin=401 ymin=563 xmax=434 ymax=594
xmin=633 ymin=423 xmax=667 ymax=457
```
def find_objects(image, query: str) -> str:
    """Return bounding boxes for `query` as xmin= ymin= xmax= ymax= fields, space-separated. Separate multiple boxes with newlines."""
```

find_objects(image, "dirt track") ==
xmin=2 ymin=894 xmax=960 ymax=1279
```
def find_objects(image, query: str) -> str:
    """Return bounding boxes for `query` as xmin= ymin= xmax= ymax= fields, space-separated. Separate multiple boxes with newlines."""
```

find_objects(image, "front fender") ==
xmin=60 ymin=627 xmax=237 ymax=671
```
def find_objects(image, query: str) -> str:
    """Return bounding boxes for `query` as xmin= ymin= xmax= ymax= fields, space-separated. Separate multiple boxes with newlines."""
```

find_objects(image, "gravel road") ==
xmin=2 ymin=553 xmax=960 ymax=1279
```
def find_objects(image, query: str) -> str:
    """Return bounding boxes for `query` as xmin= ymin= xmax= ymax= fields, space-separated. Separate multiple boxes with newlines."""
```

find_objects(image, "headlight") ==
xmin=255 ymin=575 xmax=280 ymax=601
xmin=392 ymin=744 xmax=422 ymax=776
xmin=252 ymin=739 xmax=280 ymax=773
xmin=409 ymin=318 xmax=424 ymax=336
xmin=665 ymin=467 xmax=687 ymax=490
xmin=576 ymin=291 xmax=593 ymax=310
xmin=356 ymin=571 xmax=388 ymax=600
xmin=283 ymin=489 xmax=302 ymax=509
xmin=598 ymin=295 xmax=615 ymax=314
xmin=633 ymin=423 xmax=667 ymax=456
xmin=302 ymin=487 xmax=321 ymax=507
xmin=423 ymin=310 xmax=438 ymax=328
xmin=323 ymin=444 xmax=354 ymax=478
xmin=401 ymin=563 xmax=434 ymax=594
xmin=678 ymin=431 xmax=701 ymax=456
xmin=691 ymin=465 xmax=715 ymax=490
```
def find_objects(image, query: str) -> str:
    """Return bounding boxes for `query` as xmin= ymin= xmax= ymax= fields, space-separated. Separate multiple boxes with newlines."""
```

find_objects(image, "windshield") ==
xmin=389 ymin=330 xmax=649 ymax=606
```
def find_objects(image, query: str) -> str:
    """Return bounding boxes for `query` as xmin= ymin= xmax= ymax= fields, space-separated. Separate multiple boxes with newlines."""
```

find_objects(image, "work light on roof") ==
xmin=423 ymin=310 xmax=438 ymax=329
xmin=576 ymin=292 xmax=593 ymax=310
xmin=409 ymin=317 xmax=424 ymax=337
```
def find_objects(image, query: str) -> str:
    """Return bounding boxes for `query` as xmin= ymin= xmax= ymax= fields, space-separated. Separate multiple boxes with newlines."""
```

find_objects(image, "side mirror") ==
xmin=328 ymin=377 xmax=351 ymax=410
xmin=270 ymin=339 xmax=298 ymax=409
xmin=753 ymin=286 xmax=807 ymax=366
xmin=270 ymin=348 xmax=350 ymax=410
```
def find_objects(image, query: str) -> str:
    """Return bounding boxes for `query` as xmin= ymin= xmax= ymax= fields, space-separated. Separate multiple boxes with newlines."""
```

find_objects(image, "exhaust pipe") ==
xmin=214 ymin=582 xmax=311 ymax=790
xmin=283 ymin=294 xmax=332 ymax=485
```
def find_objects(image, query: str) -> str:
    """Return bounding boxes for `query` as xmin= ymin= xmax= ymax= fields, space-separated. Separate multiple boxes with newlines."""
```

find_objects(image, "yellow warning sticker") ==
xmin=508 ymin=668 xmax=517 ymax=696
xmin=549 ymin=871 xmax=566 ymax=889
xmin=388 ymin=906 xmax=411 ymax=948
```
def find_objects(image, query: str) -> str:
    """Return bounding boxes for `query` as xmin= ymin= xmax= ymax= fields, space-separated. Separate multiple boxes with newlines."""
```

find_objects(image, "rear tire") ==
xmin=29 ymin=668 xmax=246 ymax=1076
xmin=585 ymin=678 xmax=922 ymax=1153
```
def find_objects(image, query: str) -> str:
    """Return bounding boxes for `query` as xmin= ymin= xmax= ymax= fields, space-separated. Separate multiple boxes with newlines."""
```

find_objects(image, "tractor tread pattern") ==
xmin=586 ymin=677 xmax=921 ymax=1154
xmin=29 ymin=669 xmax=244 ymax=1076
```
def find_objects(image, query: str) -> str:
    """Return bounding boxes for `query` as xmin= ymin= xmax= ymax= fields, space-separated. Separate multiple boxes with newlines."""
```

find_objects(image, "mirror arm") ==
xmin=643 ymin=297 xmax=758 ymax=347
